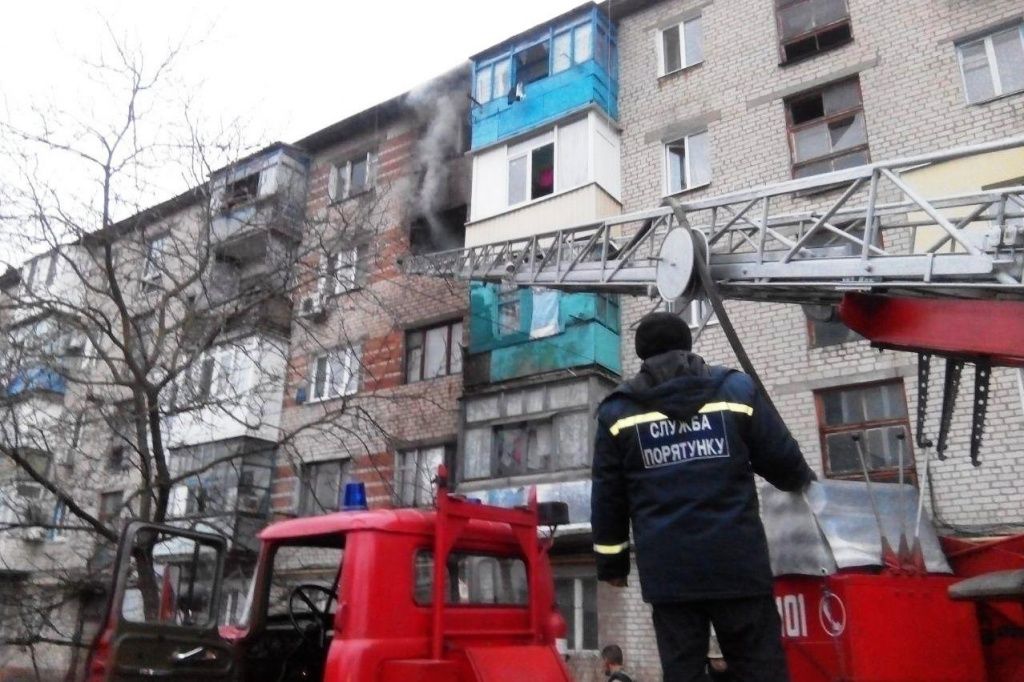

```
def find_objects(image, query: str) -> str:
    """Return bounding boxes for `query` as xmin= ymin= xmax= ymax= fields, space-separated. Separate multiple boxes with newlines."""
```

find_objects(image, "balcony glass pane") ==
xmin=574 ymin=23 xmax=593 ymax=64
xmin=553 ymin=32 xmax=572 ymax=73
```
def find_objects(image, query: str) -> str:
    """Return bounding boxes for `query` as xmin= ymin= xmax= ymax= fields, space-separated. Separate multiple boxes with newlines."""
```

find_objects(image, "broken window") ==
xmin=957 ymin=23 xmax=1024 ymax=104
xmin=785 ymin=78 xmax=869 ymax=178
xmin=664 ymin=130 xmax=712 ymax=194
xmin=222 ymin=173 xmax=261 ymax=211
xmin=816 ymin=381 xmax=913 ymax=483
xmin=515 ymin=42 xmax=550 ymax=89
xmin=410 ymin=205 xmax=467 ymax=255
xmin=658 ymin=15 xmax=703 ymax=76
xmin=405 ymin=320 xmax=462 ymax=383
xmin=776 ymin=0 xmax=852 ymax=64
xmin=328 ymin=152 xmax=377 ymax=202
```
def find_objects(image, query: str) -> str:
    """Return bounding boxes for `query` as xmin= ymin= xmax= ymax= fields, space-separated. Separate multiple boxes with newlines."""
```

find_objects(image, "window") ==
xmin=815 ymin=381 xmax=913 ymax=482
xmin=320 ymin=246 xmax=362 ymax=297
xmin=776 ymin=0 xmax=852 ymax=64
xmin=395 ymin=445 xmax=450 ymax=507
xmin=957 ymin=24 xmax=1024 ymax=104
xmin=405 ymin=320 xmax=462 ymax=383
xmin=98 ymin=491 xmax=123 ymax=526
xmin=475 ymin=58 xmax=512 ymax=105
xmin=309 ymin=347 xmax=359 ymax=401
xmin=553 ymin=22 xmax=594 ymax=74
xmin=497 ymin=282 xmax=521 ymax=336
xmin=495 ymin=420 xmax=553 ymax=477
xmin=142 ymin=236 xmax=167 ymax=288
xmin=329 ymin=152 xmax=377 ymax=202
xmin=679 ymin=298 xmax=717 ymax=329
xmin=658 ymin=16 xmax=703 ymax=76
xmin=555 ymin=573 xmax=598 ymax=651
xmin=222 ymin=173 xmax=261 ymax=212
xmin=805 ymin=306 xmax=860 ymax=347
xmin=508 ymin=141 xmax=555 ymax=205
xmin=43 ymin=253 xmax=60 ymax=287
xmin=47 ymin=500 xmax=67 ymax=541
xmin=664 ymin=130 xmax=712 ymax=194
xmin=299 ymin=459 xmax=351 ymax=515
xmin=515 ymin=42 xmax=550 ymax=90
xmin=785 ymin=78 xmax=869 ymax=178
xmin=414 ymin=551 xmax=528 ymax=606
xmin=196 ymin=355 xmax=216 ymax=402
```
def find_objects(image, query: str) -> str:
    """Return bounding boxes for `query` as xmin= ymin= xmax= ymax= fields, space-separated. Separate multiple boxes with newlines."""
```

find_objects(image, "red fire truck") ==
xmin=86 ymin=468 xmax=574 ymax=681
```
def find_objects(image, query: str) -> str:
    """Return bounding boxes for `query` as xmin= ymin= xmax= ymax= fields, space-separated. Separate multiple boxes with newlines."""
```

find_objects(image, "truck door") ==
xmin=88 ymin=522 xmax=238 ymax=681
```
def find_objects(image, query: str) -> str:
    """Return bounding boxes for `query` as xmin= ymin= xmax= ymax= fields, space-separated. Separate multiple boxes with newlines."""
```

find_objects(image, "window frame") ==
xmin=299 ymin=458 xmax=351 ymax=515
xmin=141 ymin=236 xmax=168 ymax=289
xmin=98 ymin=491 xmax=124 ymax=526
xmin=956 ymin=23 xmax=1024 ymax=104
xmin=813 ymin=380 xmax=915 ymax=483
xmin=496 ymin=282 xmax=522 ymax=337
xmin=308 ymin=346 xmax=359 ymax=403
xmin=784 ymin=78 xmax=870 ymax=179
xmin=663 ymin=130 xmax=712 ymax=196
xmin=507 ymin=139 xmax=556 ymax=207
xmin=329 ymin=151 xmax=377 ymax=203
xmin=395 ymin=444 xmax=453 ymax=508
xmin=775 ymin=0 xmax=853 ymax=65
xmin=656 ymin=15 xmax=704 ymax=77
xmin=553 ymin=571 xmax=599 ymax=652
xmin=320 ymin=245 xmax=363 ymax=298
xmin=404 ymin=320 xmax=463 ymax=384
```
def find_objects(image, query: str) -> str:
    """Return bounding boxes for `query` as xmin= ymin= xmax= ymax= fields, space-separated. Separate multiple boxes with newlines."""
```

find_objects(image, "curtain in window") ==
xmin=530 ymin=288 xmax=560 ymax=339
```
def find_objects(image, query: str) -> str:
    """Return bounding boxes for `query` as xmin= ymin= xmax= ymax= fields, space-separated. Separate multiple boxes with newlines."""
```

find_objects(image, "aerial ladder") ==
xmin=406 ymin=136 xmax=1024 ymax=468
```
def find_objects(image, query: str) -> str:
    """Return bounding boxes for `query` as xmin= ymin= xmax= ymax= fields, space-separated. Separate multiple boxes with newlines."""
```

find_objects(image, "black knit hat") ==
xmin=635 ymin=312 xmax=692 ymax=359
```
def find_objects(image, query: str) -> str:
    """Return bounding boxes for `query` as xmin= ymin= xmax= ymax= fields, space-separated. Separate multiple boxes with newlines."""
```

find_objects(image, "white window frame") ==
xmin=299 ymin=458 xmax=351 ymax=515
xmin=663 ymin=130 xmax=712 ymax=196
xmin=554 ymin=573 xmax=599 ymax=652
xmin=141 ymin=236 xmax=167 ymax=287
xmin=320 ymin=246 xmax=361 ymax=297
xmin=329 ymin=152 xmax=377 ymax=203
xmin=395 ymin=445 xmax=448 ymax=507
xmin=506 ymin=133 xmax=556 ymax=207
xmin=309 ymin=347 xmax=359 ymax=402
xmin=656 ymin=15 xmax=703 ymax=77
xmin=680 ymin=298 xmax=718 ymax=330
xmin=957 ymin=23 xmax=1024 ymax=104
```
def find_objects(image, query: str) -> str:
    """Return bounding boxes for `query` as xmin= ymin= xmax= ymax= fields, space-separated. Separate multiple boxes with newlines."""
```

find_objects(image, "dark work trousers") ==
xmin=651 ymin=596 xmax=790 ymax=682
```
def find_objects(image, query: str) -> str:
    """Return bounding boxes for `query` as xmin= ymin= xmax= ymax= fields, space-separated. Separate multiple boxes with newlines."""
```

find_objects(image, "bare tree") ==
xmin=0 ymin=33 xmax=470 ymax=681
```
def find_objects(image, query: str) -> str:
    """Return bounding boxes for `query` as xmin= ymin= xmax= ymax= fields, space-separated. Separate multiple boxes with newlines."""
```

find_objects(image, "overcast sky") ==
xmin=1 ymin=0 xmax=589 ymax=146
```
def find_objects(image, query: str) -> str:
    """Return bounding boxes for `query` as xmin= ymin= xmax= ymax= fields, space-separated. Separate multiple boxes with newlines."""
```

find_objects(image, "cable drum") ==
xmin=655 ymin=227 xmax=708 ymax=304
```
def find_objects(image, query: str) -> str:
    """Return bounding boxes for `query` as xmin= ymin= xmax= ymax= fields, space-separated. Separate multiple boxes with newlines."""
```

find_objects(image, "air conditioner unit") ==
xmin=297 ymin=294 xmax=326 ymax=322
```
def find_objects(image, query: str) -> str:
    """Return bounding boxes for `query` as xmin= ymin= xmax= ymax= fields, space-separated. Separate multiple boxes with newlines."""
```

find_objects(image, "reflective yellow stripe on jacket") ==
xmin=593 ymin=541 xmax=630 ymax=555
xmin=608 ymin=402 xmax=753 ymax=436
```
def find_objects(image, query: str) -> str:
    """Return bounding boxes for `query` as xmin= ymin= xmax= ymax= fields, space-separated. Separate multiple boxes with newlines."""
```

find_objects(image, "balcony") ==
xmin=470 ymin=6 xmax=617 ymax=149
xmin=166 ymin=437 xmax=274 ymax=553
xmin=466 ymin=284 xmax=620 ymax=385
xmin=209 ymin=145 xmax=308 ymax=266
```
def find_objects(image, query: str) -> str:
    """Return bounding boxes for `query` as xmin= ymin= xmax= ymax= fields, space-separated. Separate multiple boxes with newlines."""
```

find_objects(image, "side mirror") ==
xmin=537 ymin=502 xmax=569 ymax=528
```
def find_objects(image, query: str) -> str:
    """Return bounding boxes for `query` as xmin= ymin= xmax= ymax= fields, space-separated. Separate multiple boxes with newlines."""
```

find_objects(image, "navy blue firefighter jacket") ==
xmin=590 ymin=350 xmax=815 ymax=603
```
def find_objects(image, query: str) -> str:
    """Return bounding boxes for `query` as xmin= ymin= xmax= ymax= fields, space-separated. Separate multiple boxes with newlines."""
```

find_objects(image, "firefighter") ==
xmin=591 ymin=312 xmax=815 ymax=682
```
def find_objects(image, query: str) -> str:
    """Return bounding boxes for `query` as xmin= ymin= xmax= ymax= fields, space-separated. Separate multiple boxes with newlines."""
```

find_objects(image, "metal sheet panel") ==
xmin=763 ymin=480 xmax=951 ymax=576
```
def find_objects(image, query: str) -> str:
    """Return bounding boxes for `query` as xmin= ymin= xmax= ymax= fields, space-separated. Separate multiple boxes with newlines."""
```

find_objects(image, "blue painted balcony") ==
xmin=470 ymin=6 xmax=618 ymax=150
xmin=466 ymin=283 xmax=620 ymax=385
xmin=6 ymin=366 xmax=66 ymax=398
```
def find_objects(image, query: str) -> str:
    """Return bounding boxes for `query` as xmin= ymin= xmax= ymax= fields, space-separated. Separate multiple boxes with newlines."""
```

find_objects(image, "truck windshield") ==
xmin=414 ymin=551 xmax=528 ymax=606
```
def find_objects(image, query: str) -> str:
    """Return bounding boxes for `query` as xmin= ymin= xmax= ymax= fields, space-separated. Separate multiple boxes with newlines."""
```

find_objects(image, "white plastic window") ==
xmin=310 ymin=347 xmax=358 ymax=401
xmin=664 ymin=130 xmax=712 ymax=195
xmin=658 ymin=16 xmax=703 ymax=76
xmin=957 ymin=24 xmax=1024 ymax=104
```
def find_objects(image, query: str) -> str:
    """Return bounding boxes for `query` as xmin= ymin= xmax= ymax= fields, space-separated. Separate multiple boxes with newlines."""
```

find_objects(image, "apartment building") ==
xmin=595 ymin=0 xmax=1024 ymax=678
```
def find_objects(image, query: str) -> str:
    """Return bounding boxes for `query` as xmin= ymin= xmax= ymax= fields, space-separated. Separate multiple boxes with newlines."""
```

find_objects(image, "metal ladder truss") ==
xmin=406 ymin=136 xmax=1024 ymax=307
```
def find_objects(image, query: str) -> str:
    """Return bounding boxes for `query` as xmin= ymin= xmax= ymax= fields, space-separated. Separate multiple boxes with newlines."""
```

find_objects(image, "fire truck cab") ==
xmin=86 ymin=470 xmax=572 ymax=682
